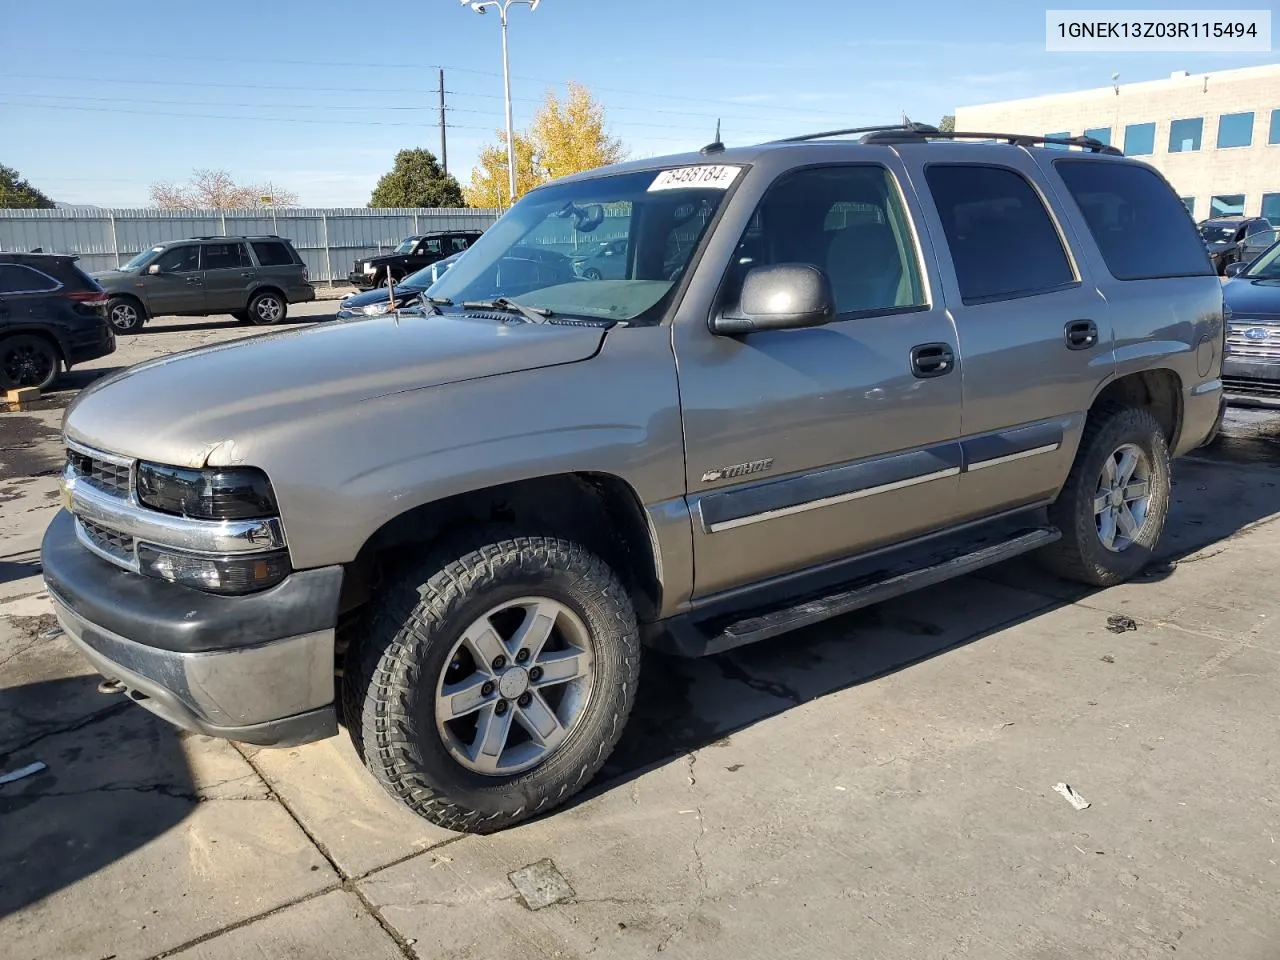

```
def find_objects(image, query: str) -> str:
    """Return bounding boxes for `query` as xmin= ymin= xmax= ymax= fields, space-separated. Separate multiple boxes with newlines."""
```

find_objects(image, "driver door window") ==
xmin=154 ymin=246 xmax=199 ymax=273
xmin=421 ymin=239 xmax=442 ymax=255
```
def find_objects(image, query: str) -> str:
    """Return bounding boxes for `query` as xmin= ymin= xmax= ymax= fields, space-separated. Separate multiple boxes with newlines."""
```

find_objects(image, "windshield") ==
xmin=122 ymin=246 xmax=163 ymax=271
xmin=427 ymin=167 xmax=738 ymax=325
xmin=1243 ymin=240 xmax=1280 ymax=279
xmin=400 ymin=253 xmax=462 ymax=290
xmin=1199 ymin=224 xmax=1239 ymax=243
xmin=395 ymin=239 xmax=418 ymax=254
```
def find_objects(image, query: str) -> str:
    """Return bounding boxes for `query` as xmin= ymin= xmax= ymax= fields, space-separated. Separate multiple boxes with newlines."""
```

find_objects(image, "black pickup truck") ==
xmin=348 ymin=231 xmax=483 ymax=289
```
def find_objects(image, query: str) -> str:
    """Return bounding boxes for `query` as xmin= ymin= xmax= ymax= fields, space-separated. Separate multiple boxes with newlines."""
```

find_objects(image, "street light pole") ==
xmin=463 ymin=0 xmax=540 ymax=205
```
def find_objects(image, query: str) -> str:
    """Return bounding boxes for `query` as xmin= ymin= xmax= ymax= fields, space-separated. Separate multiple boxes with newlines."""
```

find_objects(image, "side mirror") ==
xmin=1224 ymin=261 xmax=1247 ymax=277
xmin=147 ymin=264 xmax=162 ymax=275
xmin=714 ymin=264 xmax=836 ymax=335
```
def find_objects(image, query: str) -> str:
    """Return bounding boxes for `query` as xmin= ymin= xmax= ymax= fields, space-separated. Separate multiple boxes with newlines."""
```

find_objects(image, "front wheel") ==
xmin=1040 ymin=406 xmax=1171 ymax=586
xmin=247 ymin=291 xmax=286 ymax=325
xmin=343 ymin=533 xmax=640 ymax=833
xmin=106 ymin=297 xmax=144 ymax=332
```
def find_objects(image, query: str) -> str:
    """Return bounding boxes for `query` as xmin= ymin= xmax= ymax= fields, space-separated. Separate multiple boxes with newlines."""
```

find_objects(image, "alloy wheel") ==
xmin=434 ymin=596 xmax=595 ymax=776
xmin=109 ymin=303 xmax=139 ymax=331
xmin=1 ymin=338 xmax=56 ymax=389
xmin=1093 ymin=443 xmax=1152 ymax=552
xmin=255 ymin=296 xmax=284 ymax=323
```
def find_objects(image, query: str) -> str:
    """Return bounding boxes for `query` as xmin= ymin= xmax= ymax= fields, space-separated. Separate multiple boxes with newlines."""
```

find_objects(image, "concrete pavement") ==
xmin=2 ymin=314 xmax=1279 ymax=958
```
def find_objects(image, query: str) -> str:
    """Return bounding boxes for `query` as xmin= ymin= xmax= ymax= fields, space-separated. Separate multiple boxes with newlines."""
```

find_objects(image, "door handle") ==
xmin=185 ymin=277 xmax=203 ymax=285
xmin=1064 ymin=319 xmax=1098 ymax=350
xmin=910 ymin=342 xmax=955 ymax=378
xmin=240 ymin=272 xmax=258 ymax=278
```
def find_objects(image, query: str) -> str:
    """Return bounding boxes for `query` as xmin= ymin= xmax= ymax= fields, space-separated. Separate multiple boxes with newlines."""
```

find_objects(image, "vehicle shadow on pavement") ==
xmin=581 ymin=448 xmax=1280 ymax=809
xmin=0 ymin=675 xmax=195 ymax=920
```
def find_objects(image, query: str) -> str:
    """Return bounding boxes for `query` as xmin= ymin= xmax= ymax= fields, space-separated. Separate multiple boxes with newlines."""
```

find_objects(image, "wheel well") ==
xmin=1092 ymin=370 xmax=1182 ymax=444
xmin=251 ymin=286 xmax=286 ymax=304
xmin=0 ymin=328 xmax=65 ymax=365
xmin=345 ymin=473 xmax=661 ymax=622
xmin=108 ymin=292 xmax=147 ymax=319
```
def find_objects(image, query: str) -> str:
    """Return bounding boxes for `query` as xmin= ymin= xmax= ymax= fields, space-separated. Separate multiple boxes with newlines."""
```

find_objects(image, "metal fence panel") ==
xmin=0 ymin=207 xmax=503 ymax=282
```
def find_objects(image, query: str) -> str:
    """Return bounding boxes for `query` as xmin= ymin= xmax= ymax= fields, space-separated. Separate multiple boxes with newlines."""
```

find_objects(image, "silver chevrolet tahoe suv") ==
xmin=43 ymin=125 xmax=1226 ymax=833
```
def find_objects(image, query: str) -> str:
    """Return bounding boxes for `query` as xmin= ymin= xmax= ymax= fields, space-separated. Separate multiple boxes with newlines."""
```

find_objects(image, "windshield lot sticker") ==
xmin=648 ymin=165 xmax=742 ymax=191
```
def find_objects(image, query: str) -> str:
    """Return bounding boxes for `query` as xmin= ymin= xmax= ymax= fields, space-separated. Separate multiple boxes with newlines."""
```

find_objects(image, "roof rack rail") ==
xmin=860 ymin=128 xmax=1122 ymax=155
xmin=772 ymin=122 xmax=939 ymax=144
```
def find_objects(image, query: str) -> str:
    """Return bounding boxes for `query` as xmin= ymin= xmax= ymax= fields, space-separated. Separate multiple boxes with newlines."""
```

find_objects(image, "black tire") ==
xmin=343 ymin=533 xmax=640 ymax=833
xmin=230 ymin=310 xmax=250 ymax=323
xmin=106 ymin=296 xmax=145 ymax=332
xmin=1040 ymin=405 xmax=1171 ymax=586
xmin=0 ymin=334 xmax=61 ymax=391
xmin=376 ymin=273 xmax=399 ymax=289
xmin=582 ymin=268 xmax=602 ymax=281
xmin=247 ymin=290 xmax=287 ymax=325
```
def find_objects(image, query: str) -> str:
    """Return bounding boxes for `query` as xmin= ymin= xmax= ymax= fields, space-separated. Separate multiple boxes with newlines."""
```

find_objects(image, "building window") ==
xmin=1124 ymin=122 xmax=1156 ymax=155
xmin=1262 ymin=194 xmax=1280 ymax=222
xmin=1211 ymin=195 xmax=1246 ymax=218
xmin=1168 ymin=117 xmax=1203 ymax=152
xmin=1084 ymin=126 xmax=1111 ymax=145
xmin=1181 ymin=197 xmax=1195 ymax=217
xmin=1217 ymin=112 xmax=1254 ymax=148
xmin=1045 ymin=131 xmax=1071 ymax=150
xmin=1270 ymin=109 xmax=1280 ymax=145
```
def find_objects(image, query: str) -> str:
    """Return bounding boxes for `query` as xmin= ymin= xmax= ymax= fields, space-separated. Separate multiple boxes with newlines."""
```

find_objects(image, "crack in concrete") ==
xmin=0 ymin=700 xmax=132 ymax=766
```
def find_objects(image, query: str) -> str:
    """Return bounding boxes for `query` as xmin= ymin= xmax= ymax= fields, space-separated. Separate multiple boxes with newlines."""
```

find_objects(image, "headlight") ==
xmin=363 ymin=262 xmax=375 ymax=274
xmin=136 ymin=463 xmax=278 ymax=520
xmin=138 ymin=545 xmax=291 ymax=594
xmin=359 ymin=301 xmax=393 ymax=316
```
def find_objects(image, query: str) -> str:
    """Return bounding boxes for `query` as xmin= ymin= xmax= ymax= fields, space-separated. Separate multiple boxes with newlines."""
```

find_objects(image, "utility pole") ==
xmin=438 ymin=68 xmax=448 ymax=175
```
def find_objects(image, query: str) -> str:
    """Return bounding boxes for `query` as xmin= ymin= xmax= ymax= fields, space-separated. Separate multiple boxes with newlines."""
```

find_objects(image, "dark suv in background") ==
xmin=1198 ymin=216 xmax=1273 ymax=275
xmin=94 ymin=236 xmax=315 ymax=332
xmin=348 ymin=231 xmax=481 ymax=289
xmin=0 ymin=252 xmax=115 ymax=390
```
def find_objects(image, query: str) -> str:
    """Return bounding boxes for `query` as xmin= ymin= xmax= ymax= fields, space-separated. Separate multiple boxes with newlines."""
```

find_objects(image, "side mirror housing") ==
xmin=714 ymin=263 xmax=836 ymax=335
xmin=147 ymin=264 xmax=162 ymax=275
xmin=1224 ymin=261 xmax=1247 ymax=277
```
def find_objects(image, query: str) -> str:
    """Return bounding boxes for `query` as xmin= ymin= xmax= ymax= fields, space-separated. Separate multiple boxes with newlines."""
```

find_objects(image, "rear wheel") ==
xmin=106 ymin=297 xmax=144 ymax=332
xmin=343 ymin=533 xmax=640 ymax=833
xmin=0 ymin=334 xmax=60 ymax=391
xmin=247 ymin=291 xmax=286 ymax=325
xmin=1040 ymin=406 xmax=1171 ymax=586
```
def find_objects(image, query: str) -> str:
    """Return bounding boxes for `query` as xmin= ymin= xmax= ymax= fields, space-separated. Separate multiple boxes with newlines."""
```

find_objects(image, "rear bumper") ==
xmin=289 ymin=282 xmax=317 ymax=304
xmin=347 ymin=271 xmax=375 ymax=289
xmin=65 ymin=326 xmax=116 ymax=367
xmin=41 ymin=510 xmax=342 ymax=747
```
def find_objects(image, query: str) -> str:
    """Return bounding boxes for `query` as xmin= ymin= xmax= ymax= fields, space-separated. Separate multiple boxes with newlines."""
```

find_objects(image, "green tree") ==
xmin=0 ymin=163 xmax=54 ymax=209
xmin=369 ymin=148 xmax=465 ymax=208
xmin=938 ymin=115 xmax=956 ymax=133
xmin=463 ymin=132 xmax=544 ymax=209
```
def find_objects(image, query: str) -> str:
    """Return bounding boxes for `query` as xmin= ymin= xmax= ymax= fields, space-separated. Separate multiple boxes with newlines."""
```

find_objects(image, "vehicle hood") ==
xmin=64 ymin=314 xmax=607 ymax=467
xmin=340 ymin=285 xmax=424 ymax=310
xmin=90 ymin=269 xmax=134 ymax=289
xmin=356 ymin=251 xmax=405 ymax=264
xmin=1204 ymin=241 xmax=1235 ymax=255
xmin=1223 ymin=277 xmax=1280 ymax=320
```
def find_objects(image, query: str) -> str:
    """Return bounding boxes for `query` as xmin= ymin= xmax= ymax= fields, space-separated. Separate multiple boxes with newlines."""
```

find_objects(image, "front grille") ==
xmin=1223 ymin=376 xmax=1280 ymax=399
xmin=78 ymin=517 xmax=136 ymax=563
xmin=67 ymin=449 xmax=131 ymax=497
xmin=1226 ymin=323 xmax=1280 ymax=362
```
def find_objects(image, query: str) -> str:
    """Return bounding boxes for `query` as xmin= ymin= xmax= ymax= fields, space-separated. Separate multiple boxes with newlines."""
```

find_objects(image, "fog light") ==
xmin=137 ymin=545 xmax=291 ymax=595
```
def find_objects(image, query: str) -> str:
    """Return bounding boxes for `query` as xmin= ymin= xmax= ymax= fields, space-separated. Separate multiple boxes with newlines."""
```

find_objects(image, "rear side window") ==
xmin=1054 ymin=160 xmax=1214 ymax=280
xmin=450 ymin=236 xmax=471 ymax=253
xmin=924 ymin=164 xmax=1075 ymax=304
xmin=250 ymin=241 xmax=297 ymax=266
xmin=0 ymin=263 xmax=61 ymax=294
xmin=203 ymin=243 xmax=250 ymax=270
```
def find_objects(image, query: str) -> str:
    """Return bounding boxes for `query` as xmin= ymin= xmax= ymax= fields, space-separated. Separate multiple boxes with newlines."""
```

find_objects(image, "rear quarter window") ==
xmin=250 ymin=241 xmax=298 ymax=267
xmin=1053 ymin=160 xmax=1213 ymax=280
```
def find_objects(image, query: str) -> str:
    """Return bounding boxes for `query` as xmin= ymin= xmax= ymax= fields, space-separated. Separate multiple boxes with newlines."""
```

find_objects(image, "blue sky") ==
xmin=1 ymin=0 xmax=1275 ymax=207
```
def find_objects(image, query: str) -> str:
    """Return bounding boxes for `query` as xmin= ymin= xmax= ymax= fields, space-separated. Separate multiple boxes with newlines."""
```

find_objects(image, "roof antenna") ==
xmin=701 ymin=119 xmax=725 ymax=155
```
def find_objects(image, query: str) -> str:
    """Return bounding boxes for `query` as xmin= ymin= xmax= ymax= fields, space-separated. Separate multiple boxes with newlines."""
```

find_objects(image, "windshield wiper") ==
xmin=461 ymin=297 xmax=551 ymax=324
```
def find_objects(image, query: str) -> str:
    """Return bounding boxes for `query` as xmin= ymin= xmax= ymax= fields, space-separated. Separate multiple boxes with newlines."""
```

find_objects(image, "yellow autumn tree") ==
xmin=463 ymin=131 xmax=544 ymax=208
xmin=529 ymin=81 xmax=627 ymax=181
xmin=465 ymin=82 xmax=625 ymax=207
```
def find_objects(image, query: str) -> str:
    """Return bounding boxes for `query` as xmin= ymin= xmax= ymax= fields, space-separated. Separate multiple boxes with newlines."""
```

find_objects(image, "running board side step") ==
xmin=654 ymin=527 xmax=1061 ymax=658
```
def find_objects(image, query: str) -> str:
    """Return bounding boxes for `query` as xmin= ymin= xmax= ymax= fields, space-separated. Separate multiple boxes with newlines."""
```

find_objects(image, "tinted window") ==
xmin=0 ymin=263 xmax=60 ymax=293
xmin=202 ymin=243 xmax=249 ymax=270
xmin=1168 ymin=117 xmax=1203 ymax=152
xmin=1124 ymin=122 xmax=1156 ymax=156
xmin=250 ymin=241 xmax=295 ymax=266
xmin=731 ymin=165 xmax=925 ymax=316
xmin=154 ymin=245 xmax=200 ymax=273
xmin=1217 ymin=112 xmax=1254 ymax=148
xmin=1271 ymin=110 xmax=1280 ymax=145
xmin=450 ymin=236 xmax=471 ymax=253
xmin=422 ymin=238 xmax=442 ymax=255
xmin=1054 ymin=160 xmax=1213 ymax=281
xmin=1084 ymin=126 xmax=1111 ymax=145
xmin=1211 ymin=195 xmax=1245 ymax=218
xmin=925 ymin=164 xmax=1074 ymax=303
